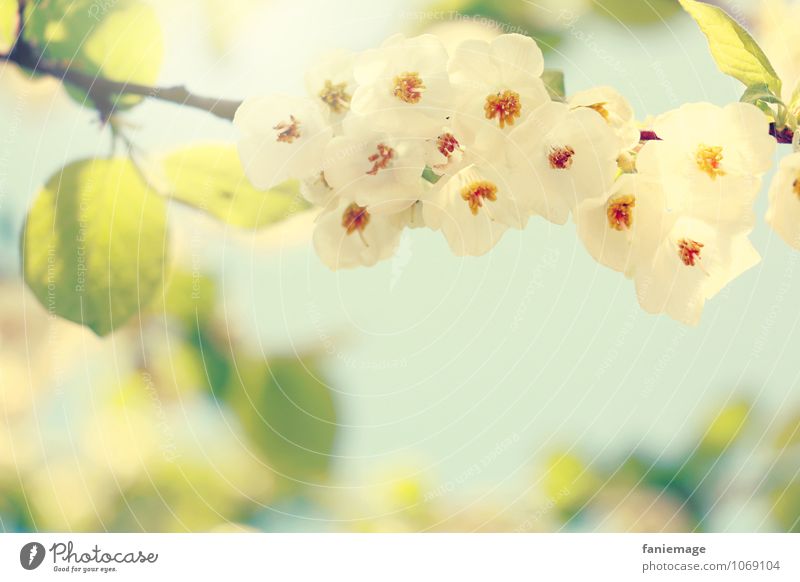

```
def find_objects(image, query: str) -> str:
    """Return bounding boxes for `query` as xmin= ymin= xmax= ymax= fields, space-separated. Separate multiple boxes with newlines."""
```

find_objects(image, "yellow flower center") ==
xmin=695 ymin=144 xmax=725 ymax=179
xmin=606 ymin=194 xmax=635 ymax=231
xmin=342 ymin=203 xmax=370 ymax=245
xmin=548 ymin=146 xmax=575 ymax=170
xmin=366 ymin=143 xmax=395 ymax=175
xmin=273 ymin=115 xmax=301 ymax=143
xmin=484 ymin=90 xmax=522 ymax=129
xmin=461 ymin=180 xmax=498 ymax=216
xmin=393 ymin=72 xmax=425 ymax=104
xmin=677 ymin=238 xmax=704 ymax=266
xmin=319 ymin=80 xmax=351 ymax=114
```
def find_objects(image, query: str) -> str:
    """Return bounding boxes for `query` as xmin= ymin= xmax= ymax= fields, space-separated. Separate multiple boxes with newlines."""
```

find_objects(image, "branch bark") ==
xmin=2 ymin=38 xmax=242 ymax=121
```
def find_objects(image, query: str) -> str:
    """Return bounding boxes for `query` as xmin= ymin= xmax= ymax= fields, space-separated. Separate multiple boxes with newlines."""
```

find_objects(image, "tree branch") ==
xmin=2 ymin=35 xmax=794 ymax=143
xmin=2 ymin=39 xmax=242 ymax=122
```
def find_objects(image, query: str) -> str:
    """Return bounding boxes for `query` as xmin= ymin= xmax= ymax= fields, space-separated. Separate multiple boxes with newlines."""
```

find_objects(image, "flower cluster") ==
xmin=578 ymin=102 xmax=774 ymax=324
xmin=234 ymin=33 xmax=775 ymax=325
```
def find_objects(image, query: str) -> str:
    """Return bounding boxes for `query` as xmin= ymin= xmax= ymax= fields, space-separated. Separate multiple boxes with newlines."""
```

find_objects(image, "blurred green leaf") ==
xmin=679 ymin=0 xmax=781 ymax=95
xmin=774 ymin=412 xmax=800 ymax=450
xmin=542 ymin=69 xmax=565 ymax=101
xmin=418 ymin=0 xmax=563 ymax=52
xmin=156 ymin=268 xmax=218 ymax=328
xmin=143 ymin=268 xmax=232 ymax=400
xmin=0 ymin=483 xmax=36 ymax=532
xmin=227 ymin=357 xmax=338 ymax=488
xmin=617 ymin=454 xmax=706 ymax=528
xmin=700 ymin=401 xmax=750 ymax=455
xmin=146 ymin=266 xmax=234 ymax=400
xmin=593 ymin=0 xmax=680 ymax=25
xmin=24 ymin=0 xmax=163 ymax=109
xmin=543 ymin=451 xmax=600 ymax=519
xmin=108 ymin=375 xmax=275 ymax=531
xmin=674 ymin=401 xmax=751 ymax=495
xmin=163 ymin=145 xmax=305 ymax=229
xmin=428 ymin=0 xmax=535 ymax=29
xmin=771 ymin=480 xmax=800 ymax=533
xmin=22 ymin=158 xmax=168 ymax=335
xmin=0 ymin=0 xmax=17 ymax=54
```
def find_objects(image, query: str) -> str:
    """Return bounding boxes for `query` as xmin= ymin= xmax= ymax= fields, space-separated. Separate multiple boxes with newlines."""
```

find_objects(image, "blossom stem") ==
xmin=769 ymin=123 xmax=794 ymax=144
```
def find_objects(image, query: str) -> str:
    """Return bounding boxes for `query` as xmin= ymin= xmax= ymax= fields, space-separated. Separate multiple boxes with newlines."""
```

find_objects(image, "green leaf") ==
xmin=421 ymin=166 xmax=441 ymax=184
xmin=741 ymin=83 xmax=787 ymax=125
xmin=227 ymin=357 xmax=338 ymax=487
xmin=22 ymin=158 xmax=168 ymax=335
xmin=679 ymin=0 xmax=781 ymax=95
xmin=24 ymin=0 xmax=163 ymax=110
xmin=741 ymin=82 xmax=783 ymax=106
xmin=0 ymin=0 xmax=18 ymax=54
xmin=163 ymin=145 xmax=306 ymax=229
xmin=542 ymin=69 xmax=565 ymax=101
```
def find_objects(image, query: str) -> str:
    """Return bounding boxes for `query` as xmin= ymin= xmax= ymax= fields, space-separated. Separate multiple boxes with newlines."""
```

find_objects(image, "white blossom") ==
xmin=575 ymin=174 xmax=670 ymax=276
xmin=422 ymin=163 xmax=528 ymax=256
xmin=448 ymin=33 xmax=550 ymax=153
xmin=636 ymin=102 xmax=774 ymax=232
xmin=322 ymin=119 xmax=426 ymax=214
xmin=351 ymin=34 xmax=452 ymax=136
xmin=568 ymin=85 xmax=640 ymax=153
xmin=299 ymin=171 xmax=336 ymax=206
xmin=766 ymin=151 xmax=800 ymax=249
xmin=634 ymin=217 xmax=760 ymax=325
xmin=234 ymin=95 xmax=333 ymax=189
xmin=510 ymin=101 xmax=619 ymax=224
xmin=305 ymin=49 xmax=357 ymax=119
xmin=312 ymin=198 xmax=408 ymax=270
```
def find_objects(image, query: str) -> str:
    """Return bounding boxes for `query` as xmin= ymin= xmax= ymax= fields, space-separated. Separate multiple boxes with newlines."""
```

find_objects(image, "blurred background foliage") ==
xmin=1 ymin=0 xmax=800 ymax=533
xmin=420 ymin=0 xmax=682 ymax=49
